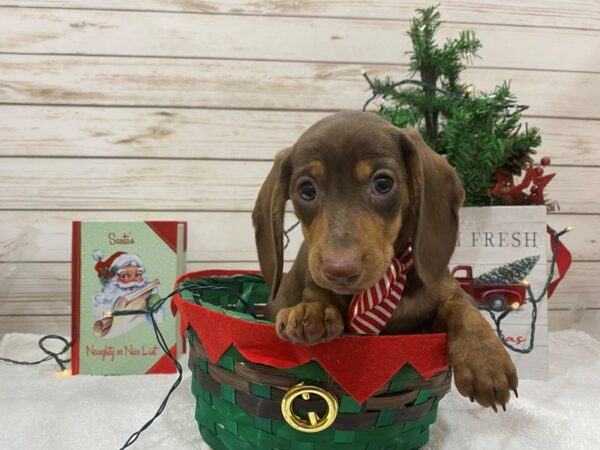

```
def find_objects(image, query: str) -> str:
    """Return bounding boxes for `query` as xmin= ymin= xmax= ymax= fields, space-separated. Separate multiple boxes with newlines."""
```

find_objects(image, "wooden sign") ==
xmin=450 ymin=205 xmax=548 ymax=380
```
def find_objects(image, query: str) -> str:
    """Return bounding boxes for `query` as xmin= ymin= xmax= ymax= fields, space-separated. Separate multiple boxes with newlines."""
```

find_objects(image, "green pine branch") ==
xmin=438 ymin=30 xmax=481 ymax=93
xmin=364 ymin=5 xmax=542 ymax=206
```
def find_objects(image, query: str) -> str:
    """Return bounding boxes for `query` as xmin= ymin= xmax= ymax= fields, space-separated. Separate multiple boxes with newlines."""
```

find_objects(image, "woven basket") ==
xmin=172 ymin=270 xmax=451 ymax=450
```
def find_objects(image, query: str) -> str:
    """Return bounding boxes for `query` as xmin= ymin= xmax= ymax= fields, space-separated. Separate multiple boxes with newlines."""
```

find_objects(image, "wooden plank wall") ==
xmin=0 ymin=0 xmax=599 ymax=339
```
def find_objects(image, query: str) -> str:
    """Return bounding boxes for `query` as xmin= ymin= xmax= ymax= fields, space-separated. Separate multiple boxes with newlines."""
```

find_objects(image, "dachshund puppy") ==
xmin=252 ymin=110 xmax=517 ymax=410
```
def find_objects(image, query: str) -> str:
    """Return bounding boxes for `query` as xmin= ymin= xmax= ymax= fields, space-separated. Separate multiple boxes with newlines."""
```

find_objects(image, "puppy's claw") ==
xmin=501 ymin=402 xmax=506 ymax=412
xmin=513 ymin=388 xmax=519 ymax=398
xmin=449 ymin=331 xmax=518 ymax=410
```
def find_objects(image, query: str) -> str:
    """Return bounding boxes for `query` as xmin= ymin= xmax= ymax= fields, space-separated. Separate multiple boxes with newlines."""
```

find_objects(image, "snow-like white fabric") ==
xmin=1 ymin=330 xmax=599 ymax=450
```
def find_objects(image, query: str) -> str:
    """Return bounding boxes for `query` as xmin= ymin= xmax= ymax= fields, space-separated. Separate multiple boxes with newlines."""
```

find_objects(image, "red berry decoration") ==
xmin=541 ymin=156 xmax=551 ymax=166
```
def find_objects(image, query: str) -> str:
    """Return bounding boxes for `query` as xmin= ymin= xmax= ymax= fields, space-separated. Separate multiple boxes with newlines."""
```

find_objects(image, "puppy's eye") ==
xmin=372 ymin=175 xmax=394 ymax=195
xmin=298 ymin=181 xmax=317 ymax=201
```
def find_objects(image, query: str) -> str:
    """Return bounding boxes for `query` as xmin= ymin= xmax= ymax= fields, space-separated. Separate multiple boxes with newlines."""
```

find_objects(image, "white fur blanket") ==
xmin=1 ymin=330 xmax=599 ymax=450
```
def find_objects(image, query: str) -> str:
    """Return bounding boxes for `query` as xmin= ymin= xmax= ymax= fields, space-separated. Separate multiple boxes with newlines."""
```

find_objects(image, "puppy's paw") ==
xmin=450 ymin=334 xmax=518 ymax=411
xmin=275 ymin=302 xmax=344 ymax=346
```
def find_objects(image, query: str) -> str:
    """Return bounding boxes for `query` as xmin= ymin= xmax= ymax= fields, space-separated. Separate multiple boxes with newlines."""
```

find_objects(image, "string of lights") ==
xmin=0 ymin=282 xmax=259 ymax=449
xmin=110 ymin=286 xmax=186 ymax=449
xmin=110 ymin=282 xmax=259 ymax=447
xmin=479 ymin=225 xmax=572 ymax=354
xmin=0 ymin=334 xmax=70 ymax=371
xmin=0 ymin=225 xmax=570 ymax=447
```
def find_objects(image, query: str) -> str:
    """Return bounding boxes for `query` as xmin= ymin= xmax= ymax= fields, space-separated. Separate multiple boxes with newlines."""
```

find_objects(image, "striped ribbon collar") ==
xmin=348 ymin=248 xmax=414 ymax=335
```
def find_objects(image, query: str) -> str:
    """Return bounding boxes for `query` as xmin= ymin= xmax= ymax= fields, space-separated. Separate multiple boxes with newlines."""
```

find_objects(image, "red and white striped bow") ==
xmin=347 ymin=249 xmax=414 ymax=335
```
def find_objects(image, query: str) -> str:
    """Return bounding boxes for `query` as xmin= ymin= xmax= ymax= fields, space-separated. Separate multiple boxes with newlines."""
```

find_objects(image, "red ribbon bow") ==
xmin=547 ymin=226 xmax=572 ymax=298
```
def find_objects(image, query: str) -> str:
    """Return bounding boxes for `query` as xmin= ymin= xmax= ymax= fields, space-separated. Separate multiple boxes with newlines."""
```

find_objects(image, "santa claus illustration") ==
xmin=91 ymin=250 xmax=164 ymax=338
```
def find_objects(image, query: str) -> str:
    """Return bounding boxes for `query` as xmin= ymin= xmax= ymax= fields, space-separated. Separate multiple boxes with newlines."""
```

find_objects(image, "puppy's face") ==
xmin=288 ymin=113 xmax=412 ymax=295
xmin=254 ymin=111 xmax=464 ymax=301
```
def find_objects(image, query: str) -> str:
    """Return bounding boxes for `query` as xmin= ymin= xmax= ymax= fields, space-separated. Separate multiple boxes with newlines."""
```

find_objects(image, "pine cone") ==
xmin=502 ymin=147 xmax=537 ymax=175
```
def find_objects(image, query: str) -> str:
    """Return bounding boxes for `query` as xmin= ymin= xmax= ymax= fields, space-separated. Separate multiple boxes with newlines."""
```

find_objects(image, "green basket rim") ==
xmin=178 ymin=273 xmax=272 ymax=324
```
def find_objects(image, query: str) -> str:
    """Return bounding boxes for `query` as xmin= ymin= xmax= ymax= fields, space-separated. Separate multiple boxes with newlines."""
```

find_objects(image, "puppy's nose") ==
xmin=323 ymin=258 xmax=361 ymax=285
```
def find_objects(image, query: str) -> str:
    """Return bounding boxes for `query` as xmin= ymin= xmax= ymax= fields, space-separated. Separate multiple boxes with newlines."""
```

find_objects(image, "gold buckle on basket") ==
xmin=281 ymin=383 xmax=339 ymax=433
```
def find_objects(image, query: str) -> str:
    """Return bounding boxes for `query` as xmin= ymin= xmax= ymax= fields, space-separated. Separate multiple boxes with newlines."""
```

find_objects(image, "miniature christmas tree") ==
xmin=474 ymin=255 xmax=540 ymax=285
xmin=364 ymin=5 xmax=542 ymax=206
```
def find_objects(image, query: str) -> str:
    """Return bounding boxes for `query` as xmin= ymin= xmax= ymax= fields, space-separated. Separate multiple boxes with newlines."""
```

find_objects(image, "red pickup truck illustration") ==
xmin=452 ymin=265 xmax=527 ymax=311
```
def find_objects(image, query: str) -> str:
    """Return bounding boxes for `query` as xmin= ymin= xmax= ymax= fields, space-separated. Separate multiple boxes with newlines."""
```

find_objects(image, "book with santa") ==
xmin=71 ymin=221 xmax=186 ymax=375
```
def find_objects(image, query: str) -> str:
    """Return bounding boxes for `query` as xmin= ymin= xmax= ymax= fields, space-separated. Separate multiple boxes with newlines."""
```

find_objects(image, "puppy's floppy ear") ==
xmin=252 ymin=148 xmax=292 ymax=299
xmin=396 ymin=128 xmax=465 ymax=285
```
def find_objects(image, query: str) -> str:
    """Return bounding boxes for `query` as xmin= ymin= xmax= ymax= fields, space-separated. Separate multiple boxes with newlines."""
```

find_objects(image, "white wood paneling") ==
xmin=545 ymin=214 xmax=599 ymax=261
xmin=0 ymin=315 xmax=71 ymax=336
xmin=0 ymin=1 xmax=597 ymax=343
xmin=0 ymin=158 xmax=598 ymax=213
xmin=0 ymin=106 xmax=598 ymax=165
xmin=0 ymin=106 xmax=318 ymax=160
xmin=0 ymin=1 xmax=597 ymax=29
xmin=549 ymin=309 xmax=600 ymax=341
xmin=1 ymin=8 xmax=598 ymax=72
xmin=0 ymin=56 xmax=598 ymax=118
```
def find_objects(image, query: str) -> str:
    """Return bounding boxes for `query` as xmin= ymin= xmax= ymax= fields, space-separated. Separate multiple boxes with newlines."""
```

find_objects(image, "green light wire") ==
xmin=479 ymin=226 xmax=566 ymax=354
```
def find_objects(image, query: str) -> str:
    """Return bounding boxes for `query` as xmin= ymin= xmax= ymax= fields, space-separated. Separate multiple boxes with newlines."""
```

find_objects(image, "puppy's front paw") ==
xmin=450 ymin=334 xmax=518 ymax=411
xmin=275 ymin=302 xmax=344 ymax=346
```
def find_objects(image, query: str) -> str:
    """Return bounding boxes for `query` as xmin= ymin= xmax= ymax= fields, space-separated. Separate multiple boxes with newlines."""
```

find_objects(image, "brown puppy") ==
xmin=252 ymin=110 xmax=518 ymax=410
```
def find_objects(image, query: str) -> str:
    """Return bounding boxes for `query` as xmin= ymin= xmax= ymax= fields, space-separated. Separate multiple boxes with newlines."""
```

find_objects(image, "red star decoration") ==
xmin=490 ymin=158 xmax=555 ymax=205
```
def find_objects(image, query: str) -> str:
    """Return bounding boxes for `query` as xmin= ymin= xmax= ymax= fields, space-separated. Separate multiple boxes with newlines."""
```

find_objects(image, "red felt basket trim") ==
xmin=172 ymin=269 xmax=448 ymax=404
